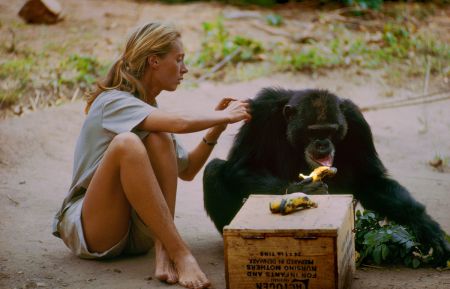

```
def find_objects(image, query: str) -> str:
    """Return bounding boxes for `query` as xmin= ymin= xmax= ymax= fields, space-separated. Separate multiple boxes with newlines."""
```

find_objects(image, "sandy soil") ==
xmin=1 ymin=1 xmax=449 ymax=289
xmin=1 ymin=72 xmax=449 ymax=289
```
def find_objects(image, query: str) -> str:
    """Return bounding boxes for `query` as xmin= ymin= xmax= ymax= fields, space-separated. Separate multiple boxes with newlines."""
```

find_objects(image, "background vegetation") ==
xmin=1 ymin=1 xmax=449 ymax=116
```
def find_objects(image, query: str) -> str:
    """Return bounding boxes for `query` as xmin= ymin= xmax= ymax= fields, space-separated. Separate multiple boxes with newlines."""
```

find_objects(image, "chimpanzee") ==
xmin=203 ymin=88 xmax=449 ymax=266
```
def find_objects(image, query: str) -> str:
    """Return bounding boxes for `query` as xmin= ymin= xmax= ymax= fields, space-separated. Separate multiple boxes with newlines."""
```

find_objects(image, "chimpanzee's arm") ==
xmin=340 ymin=99 xmax=450 ymax=266
xmin=357 ymin=177 xmax=449 ymax=266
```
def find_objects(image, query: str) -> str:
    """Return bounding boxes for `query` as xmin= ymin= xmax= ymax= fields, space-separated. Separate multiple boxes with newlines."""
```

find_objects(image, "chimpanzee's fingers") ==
xmin=301 ymin=181 xmax=328 ymax=195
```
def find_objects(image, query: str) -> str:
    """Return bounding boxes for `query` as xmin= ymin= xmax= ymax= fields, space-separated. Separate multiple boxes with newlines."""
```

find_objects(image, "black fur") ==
xmin=203 ymin=88 xmax=450 ymax=266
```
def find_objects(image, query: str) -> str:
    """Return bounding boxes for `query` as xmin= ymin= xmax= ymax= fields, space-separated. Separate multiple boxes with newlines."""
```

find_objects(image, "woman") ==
xmin=52 ymin=22 xmax=251 ymax=289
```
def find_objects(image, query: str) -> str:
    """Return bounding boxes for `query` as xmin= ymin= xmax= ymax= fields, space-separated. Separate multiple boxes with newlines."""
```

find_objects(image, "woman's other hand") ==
xmin=214 ymin=97 xmax=251 ymax=131
xmin=221 ymin=98 xmax=251 ymax=123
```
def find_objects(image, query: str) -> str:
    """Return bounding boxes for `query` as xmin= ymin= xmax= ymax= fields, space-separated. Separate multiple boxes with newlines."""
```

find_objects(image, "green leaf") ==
xmin=412 ymin=258 xmax=421 ymax=268
xmin=372 ymin=245 xmax=383 ymax=264
xmin=381 ymin=244 xmax=389 ymax=260
xmin=266 ymin=14 xmax=283 ymax=27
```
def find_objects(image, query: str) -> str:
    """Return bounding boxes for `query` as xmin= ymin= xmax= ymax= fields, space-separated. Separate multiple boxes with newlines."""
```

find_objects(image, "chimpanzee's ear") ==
xmin=283 ymin=105 xmax=297 ymax=121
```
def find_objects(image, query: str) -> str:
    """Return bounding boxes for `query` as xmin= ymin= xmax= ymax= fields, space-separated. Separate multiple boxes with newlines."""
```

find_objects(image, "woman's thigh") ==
xmin=81 ymin=132 xmax=146 ymax=253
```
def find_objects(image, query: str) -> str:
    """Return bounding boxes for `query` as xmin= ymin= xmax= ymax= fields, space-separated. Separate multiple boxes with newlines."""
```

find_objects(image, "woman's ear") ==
xmin=148 ymin=55 xmax=160 ymax=69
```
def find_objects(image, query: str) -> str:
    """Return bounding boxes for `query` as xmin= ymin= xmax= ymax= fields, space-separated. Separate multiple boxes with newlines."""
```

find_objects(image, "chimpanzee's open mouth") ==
xmin=308 ymin=153 xmax=334 ymax=167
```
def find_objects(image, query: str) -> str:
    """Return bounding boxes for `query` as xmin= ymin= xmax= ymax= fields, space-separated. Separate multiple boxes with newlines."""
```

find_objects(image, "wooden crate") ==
xmin=224 ymin=194 xmax=355 ymax=289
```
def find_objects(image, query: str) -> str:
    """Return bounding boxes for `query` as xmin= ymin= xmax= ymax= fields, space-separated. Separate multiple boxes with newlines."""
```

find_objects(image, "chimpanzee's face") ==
xmin=283 ymin=90 xmax=347 ymax=168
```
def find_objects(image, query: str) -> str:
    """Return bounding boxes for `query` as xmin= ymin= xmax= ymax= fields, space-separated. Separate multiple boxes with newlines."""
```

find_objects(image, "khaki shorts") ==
xmin=58 ymin=197 xmax=154 ymax=259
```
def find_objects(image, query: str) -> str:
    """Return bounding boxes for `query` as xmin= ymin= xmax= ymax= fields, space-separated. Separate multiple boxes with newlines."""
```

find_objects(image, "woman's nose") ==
xmin=182 ymin=63 xmax=188 ymax=74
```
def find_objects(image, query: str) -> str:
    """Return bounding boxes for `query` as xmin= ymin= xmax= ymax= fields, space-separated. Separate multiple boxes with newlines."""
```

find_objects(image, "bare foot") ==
xmin=155 ymin=242 xmax=178 ymax=284
xmin=174 ymin=253 xmax=211 ymax=289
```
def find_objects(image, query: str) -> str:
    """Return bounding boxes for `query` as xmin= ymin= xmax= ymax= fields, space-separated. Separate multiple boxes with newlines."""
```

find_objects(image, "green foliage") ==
xmin=355 ymin=210 xmax=434 ymax=268
xmin=0 ymin=56 xmax=35 ymax=106
xmin=342 ymin=0 xmax=384 ymax=10
xmin=191 ymin=17 xmax=264 ymax=68
xmin=154 ymin=0 xmax=277 ymax=6
xmin=0 ymin=51 xmax=106 ymax=108
xmin=188 ymin=13 xmax=449 ymax=83
xmin=154 ymin=1 xmax=449 ymax=9
xmin=57 ymin=54 xmax=106 ymax=87
xmin=266 ymin=14 xmax=283 ymax=27
xmin=0 ymin=56 xmax=34 ymax=80
xmin=225 ymin=0 xmax=276 ymax=6
xmin=272 ymin=46 xmax=341 ymax=71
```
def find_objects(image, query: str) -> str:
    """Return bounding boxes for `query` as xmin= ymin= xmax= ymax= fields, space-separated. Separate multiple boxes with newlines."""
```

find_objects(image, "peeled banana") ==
xmin=299 ymin=166 xmax=337 ymax=183
xmin=269 ymin=192 xmax=318 ymax=215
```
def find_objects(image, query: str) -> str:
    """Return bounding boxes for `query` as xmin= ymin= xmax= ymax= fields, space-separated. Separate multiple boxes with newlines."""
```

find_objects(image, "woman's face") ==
xmin=153 ymin=38 xmax=188 ymax=92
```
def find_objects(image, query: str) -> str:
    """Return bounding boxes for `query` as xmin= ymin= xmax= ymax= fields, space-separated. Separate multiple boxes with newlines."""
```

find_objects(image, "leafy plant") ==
xmin=342 ymin=0 xmax=384 ymax=10
xmin=266 ymin=14 xmax=283 ymax=26
xmin=355 ymin=210 xmax=434 ymax=268
xmin=0 ymin=56 xmax=35 ymax=106
xmin=57 ymin=54 xmax=106 ymax=88
xmin=191 ymin=17 xmax=264 ymax=68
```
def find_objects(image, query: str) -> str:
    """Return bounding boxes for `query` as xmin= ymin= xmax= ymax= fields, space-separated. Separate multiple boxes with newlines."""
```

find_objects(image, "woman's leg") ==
xmin=143 ymin=133 xmax=178 ymax=284
xmin=81 ymin=132 xmax=210 ymax=289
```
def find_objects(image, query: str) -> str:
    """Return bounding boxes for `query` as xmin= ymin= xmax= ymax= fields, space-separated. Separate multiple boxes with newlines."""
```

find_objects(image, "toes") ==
xmin=179 ymin=280 xmax=194 ymax=289
xmin=166 ymin=277 xmax=178 ymax=285
xmin=166 ymin=272 xmax=178 ymax=284
xmin=202 ymin=280 xmax=211 ymax=288
xmin=192 ymin=279 xmax=211 ymax=289
xmin=155 ymin=273 xmax=168 ymax=282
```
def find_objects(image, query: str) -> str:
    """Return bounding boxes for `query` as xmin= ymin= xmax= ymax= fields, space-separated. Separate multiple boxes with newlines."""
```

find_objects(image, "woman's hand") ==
xmin=213 ymin=97 xmax=234 ymax=132
xmin=213 ymin=97 xmax=251 ymax=132
xmin=221 ymin=98 xmax=251 ymax=123
xmin=179 ymin=98 xmax=251 ymax=181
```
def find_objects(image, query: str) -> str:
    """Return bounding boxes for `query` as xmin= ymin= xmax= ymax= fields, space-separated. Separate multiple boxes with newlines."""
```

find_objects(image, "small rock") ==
xmin=25 ymin=281 xmax=37 ymax=289
xmin=18 ymin=0 xmax=64 ymax=24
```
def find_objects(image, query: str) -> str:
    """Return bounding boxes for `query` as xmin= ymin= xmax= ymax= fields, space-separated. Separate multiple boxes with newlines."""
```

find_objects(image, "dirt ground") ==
xmin=1 ymin=1 xmax=449 ymax=289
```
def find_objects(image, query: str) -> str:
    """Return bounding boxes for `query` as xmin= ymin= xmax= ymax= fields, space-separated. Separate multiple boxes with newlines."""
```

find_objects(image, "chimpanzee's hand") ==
xmin=286 ymin=181 xmax=328 ymax=195
xmin=428 ymin=234 xmax=450 ymax=267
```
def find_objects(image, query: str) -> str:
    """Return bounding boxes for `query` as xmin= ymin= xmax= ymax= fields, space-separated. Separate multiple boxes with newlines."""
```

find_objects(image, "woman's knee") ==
xmin=143 ymin=132 xmax=174 ymax=152
xmin=111 ymin=132 xmax=147 ymax=156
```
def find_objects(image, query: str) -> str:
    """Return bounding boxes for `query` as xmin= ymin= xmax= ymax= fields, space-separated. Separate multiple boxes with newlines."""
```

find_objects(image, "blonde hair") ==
xmin=85 ymin=22 xmax=181 ymax=113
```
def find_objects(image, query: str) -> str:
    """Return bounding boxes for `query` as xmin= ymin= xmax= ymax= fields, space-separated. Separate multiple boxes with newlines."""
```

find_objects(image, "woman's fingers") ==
xmin=226 ymin=100 xmax=251 ymax=123
xmin=215 ymin=97 xmax=237 ymax=111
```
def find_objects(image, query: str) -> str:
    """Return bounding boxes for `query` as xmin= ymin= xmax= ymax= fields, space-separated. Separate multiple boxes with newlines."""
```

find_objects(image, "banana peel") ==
xmin=269 ymin=192 xmax=318 ymax=215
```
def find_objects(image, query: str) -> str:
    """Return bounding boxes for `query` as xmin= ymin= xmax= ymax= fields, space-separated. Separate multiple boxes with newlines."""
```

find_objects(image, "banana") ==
xmin=269 ymin=192 xmax=318 ymax=215
xmin=269 ymin=166 xmax=337 ymax=215
xmin=299 ymin=166 xmax=337 ymax=183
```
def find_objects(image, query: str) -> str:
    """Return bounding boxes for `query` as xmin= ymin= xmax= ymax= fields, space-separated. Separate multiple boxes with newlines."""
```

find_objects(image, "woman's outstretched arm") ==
xmin=178 ymin=98 xmax=249 ymax=181
xmin=136 ymin=99 xmax=250 ymax=133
